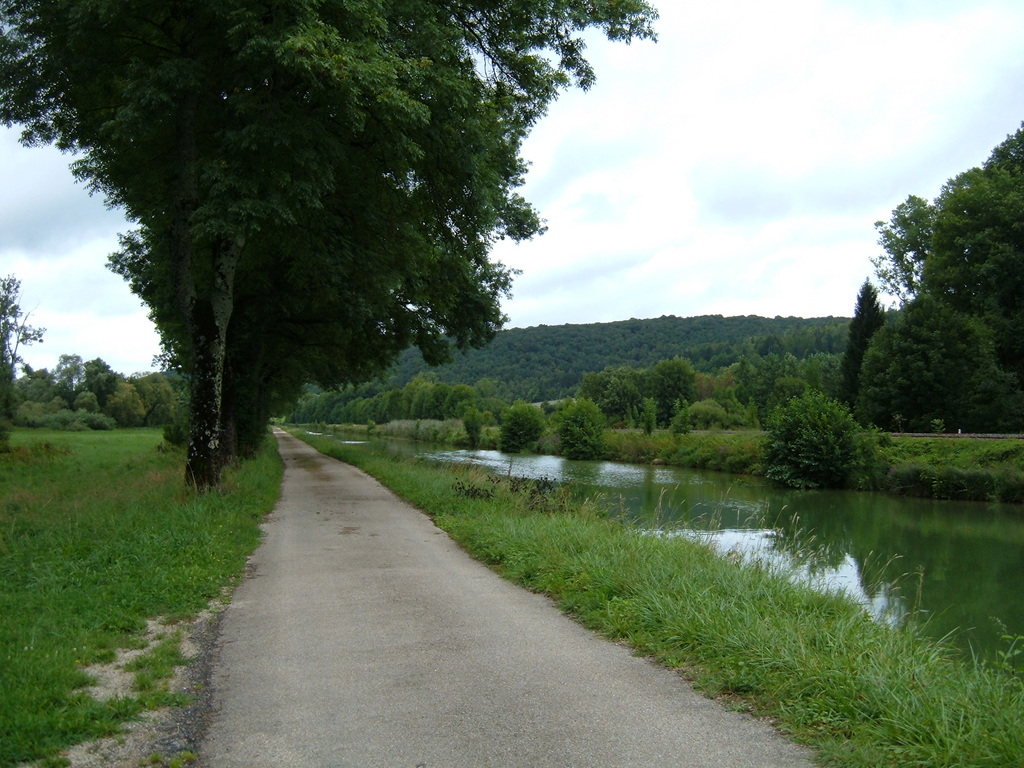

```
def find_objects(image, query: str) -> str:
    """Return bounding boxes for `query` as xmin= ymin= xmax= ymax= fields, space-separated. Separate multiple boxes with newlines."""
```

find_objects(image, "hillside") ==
xmin=385 ymin=314 xmax=849 ymax=401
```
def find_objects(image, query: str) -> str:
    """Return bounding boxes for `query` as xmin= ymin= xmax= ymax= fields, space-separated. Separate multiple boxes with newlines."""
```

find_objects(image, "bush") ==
xmin=462 ymin=407 xmax=483 ymax=449
xmin=688 ymin=399 xmax=731 ymax=430
xmin=670 ymin=400 xmax=690 ymax=435
xmin=499 ymin=401 xmax=546 ymax=453
xmin=555 ymin=398 xmax=606 ymax=460
xmin=163 ymin=410 xmax=190 ymax=446
xmin=639 ymin=397 xmax=657 ymax=435
xmin=763 ymin=390 xmax=859 ymax=489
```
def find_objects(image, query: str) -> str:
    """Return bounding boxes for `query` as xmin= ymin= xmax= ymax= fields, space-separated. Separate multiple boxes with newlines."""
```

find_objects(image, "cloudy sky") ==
xmin=4 ymin=0 xmax=1024 ymax=375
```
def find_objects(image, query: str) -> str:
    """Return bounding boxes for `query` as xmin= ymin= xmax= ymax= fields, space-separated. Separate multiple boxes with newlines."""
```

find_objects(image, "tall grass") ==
xmin=295 ymin=430 xmax=1024 ymax=768
xmin=0 ymin=429 xmax=280 ymax=767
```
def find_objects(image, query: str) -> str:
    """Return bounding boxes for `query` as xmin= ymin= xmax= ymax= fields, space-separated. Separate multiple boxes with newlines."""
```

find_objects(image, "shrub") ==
xmin=499 ymin=401 xmax=546 ymax=453
xmin=163 ymin=410 xmax=190 ymax=446
xmin=763 ymin=390 xmax=859 ymax=489
xmin=462 ymin=407 xmax=483 ymax=449
xmin=639 ymin=397 xmax=657 ymax=435
xmin=73 ymin=391 xmax=100 ymax=413
xmin=555 ymin=398 xmax=606 ymax=460
xmin=670 ymin=399 xmax=691 ymax=435
xmin=688 ymin=399 xmax=731 ymax=430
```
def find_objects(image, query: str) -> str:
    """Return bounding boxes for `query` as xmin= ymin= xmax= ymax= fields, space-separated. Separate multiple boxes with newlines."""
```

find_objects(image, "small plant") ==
xmin=168 ymin=751 xmax=199 ymax=768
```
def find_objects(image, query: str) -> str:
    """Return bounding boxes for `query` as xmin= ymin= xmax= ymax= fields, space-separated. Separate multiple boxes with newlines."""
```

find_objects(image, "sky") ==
xmin=4 ymin=0 xmax=1024 ymax=376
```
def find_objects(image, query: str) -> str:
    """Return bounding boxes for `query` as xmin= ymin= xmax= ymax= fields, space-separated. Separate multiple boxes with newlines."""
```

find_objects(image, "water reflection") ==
xmin=384 ymin=441 xmax=1024 ymax=659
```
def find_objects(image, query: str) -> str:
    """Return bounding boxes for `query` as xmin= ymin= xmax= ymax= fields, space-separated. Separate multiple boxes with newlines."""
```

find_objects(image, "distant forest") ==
xmin=292 ymin=314 xmax=851 ymax=425
xmin=387 ymin=314 xmax=849 ymax=402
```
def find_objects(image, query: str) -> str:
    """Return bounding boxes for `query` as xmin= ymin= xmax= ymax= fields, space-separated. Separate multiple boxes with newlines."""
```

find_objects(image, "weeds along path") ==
xmin=201 ymin=429 xmax=814 ymax=768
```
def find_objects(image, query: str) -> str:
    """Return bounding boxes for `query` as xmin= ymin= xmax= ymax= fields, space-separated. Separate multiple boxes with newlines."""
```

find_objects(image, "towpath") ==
xmin=200 ymin=428 xmax=814 ymax=767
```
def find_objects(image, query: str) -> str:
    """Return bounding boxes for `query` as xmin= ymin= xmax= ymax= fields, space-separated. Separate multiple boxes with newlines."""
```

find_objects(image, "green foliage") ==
xmin=669 ymin=399 xmax=691 ymax=435
xmin=839 ymin=280 xmax=886 ymax=409
xmin=858 ymin=296 xmax=1024 ymax=433
xmin=72 ymin=391 xmax=99 ymax=413
xmin=868 ymin=125 xmax=1024 ymax=431
xmin=687 ymin=399 xmax=742 ymax=430
xmin=639 ymin=397 xmax=657 ymax=435
xmin=462 ymin=407 xmax=483 ymax=449
xmin=877 ymin=437 xmax=1024 ymax=502
xmin=555 ymin=398 xmax=606 ymax=460
xmin=388 ymin=314 xmax=850 ymax=404
xmin=668 ymin=432 xmax=762 ymax=475
xmin=103 ymin=381 xmax=146 ymax=428
xmin=1 ymin=0 xmax=658 ymax=488
xmin=499 ymin=401 xmax=546 ymax=453
xmin=873 ymin=194 xmax=935 ymax=304
xmin=647 ymin=357 xmax=697 ymax=425
xmin=763 ymin=390 xmax=860 ymax=489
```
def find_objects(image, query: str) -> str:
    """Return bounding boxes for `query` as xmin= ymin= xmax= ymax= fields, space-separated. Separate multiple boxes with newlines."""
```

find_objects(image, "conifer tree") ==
xmin=839 ymin=280 xmax=885 ymax=409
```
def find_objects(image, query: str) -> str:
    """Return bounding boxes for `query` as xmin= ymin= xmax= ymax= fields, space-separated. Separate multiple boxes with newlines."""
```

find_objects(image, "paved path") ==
xmin=200 ymin=429 xmax=815 ymax=767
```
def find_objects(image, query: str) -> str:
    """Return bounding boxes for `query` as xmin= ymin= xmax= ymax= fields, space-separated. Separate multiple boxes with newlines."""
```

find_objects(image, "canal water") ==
xmin=358 ymin=438 xmax=1024 ymax=659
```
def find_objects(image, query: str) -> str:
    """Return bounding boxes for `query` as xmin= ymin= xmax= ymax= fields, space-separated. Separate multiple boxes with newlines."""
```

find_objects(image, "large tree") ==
xmin=864 ymin=124 xmax=1024 ymax=432
xmin=926 ymin=134 xmax=1024 ymax=389
xmin=857 ymin=295 xmax=1024 ymax=433
xmin=2 ymin=0 xmax=657 ymax=487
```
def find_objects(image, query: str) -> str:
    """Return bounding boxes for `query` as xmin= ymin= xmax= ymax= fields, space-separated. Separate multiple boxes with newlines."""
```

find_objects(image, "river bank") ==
xmin=291 ymin=428 xmax=1024 ymax=768
xmin=315 ymin=419 xmax=1024 ymax=504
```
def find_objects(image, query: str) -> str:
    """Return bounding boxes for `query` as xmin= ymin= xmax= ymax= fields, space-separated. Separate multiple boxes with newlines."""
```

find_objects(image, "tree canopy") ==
xmin=1 ymin=0 xmax=658 ymax=487
xmin=863 ymin=124 xmax=1024 ymax=433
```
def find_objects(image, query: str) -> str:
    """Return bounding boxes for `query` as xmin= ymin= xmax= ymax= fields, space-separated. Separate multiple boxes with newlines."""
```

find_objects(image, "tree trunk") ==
xmin=167 ymin=87 xmax=243 ymax=491
xmin=185 ymin=237 xmax=244 ymax=490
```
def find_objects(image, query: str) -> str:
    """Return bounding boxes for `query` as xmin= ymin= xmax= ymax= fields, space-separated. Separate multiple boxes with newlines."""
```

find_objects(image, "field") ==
xmin=0 ymin=429 xmax=280 ymax=767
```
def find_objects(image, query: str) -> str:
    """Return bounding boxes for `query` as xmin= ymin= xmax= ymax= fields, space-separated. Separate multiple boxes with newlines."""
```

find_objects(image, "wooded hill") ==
xmin=384 ymin=314 xmax=850 ymax=402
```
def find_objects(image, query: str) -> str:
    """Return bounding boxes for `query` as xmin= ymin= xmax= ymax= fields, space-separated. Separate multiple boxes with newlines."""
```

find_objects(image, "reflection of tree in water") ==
xmin=756 ymin=488 xmax=1024 ymax=657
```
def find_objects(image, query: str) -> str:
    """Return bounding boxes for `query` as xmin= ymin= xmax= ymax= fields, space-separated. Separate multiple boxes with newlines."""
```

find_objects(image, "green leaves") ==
xmin=763 ymin=390 xmax=859 ymax=489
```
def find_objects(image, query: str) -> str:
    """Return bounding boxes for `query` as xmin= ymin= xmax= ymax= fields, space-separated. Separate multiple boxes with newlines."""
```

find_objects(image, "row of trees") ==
xmin=293 ymin=347 xmax=847 ymax=437
xmin=11 ymin=355 xmax=182 ymax=431
xmin=1 ymin=0 xmax=657 ymax=488
xmin=291 ymin=375 xmax=512 ymax=427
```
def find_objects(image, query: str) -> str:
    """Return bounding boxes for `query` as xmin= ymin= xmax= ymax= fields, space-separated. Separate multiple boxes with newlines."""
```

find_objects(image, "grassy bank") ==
xmin=0 ymin=429 xmax=281 ymax=767
xmin=293 ymin=429 xmax=1024 ymax=768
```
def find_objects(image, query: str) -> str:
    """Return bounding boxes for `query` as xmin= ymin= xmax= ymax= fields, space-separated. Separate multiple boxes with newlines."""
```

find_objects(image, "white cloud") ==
xmin=4 ymin=0 xmax=1024 ymax=373
xmin=493 ymin=0 xmax=1024 ymax=329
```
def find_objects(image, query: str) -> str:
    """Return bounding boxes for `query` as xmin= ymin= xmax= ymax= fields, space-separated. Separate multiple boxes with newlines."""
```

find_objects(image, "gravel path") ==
xmin=199 ymin=429 xmax=815 ymax=768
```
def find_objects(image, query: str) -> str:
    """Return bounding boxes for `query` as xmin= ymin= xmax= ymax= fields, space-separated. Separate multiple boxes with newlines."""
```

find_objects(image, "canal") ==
xmin=353 ymin=437 xmax=1024 ymax=660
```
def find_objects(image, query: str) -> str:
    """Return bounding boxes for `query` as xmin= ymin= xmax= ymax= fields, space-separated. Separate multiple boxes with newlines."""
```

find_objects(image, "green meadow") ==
xmin=0 ymin=429 xmax=279 ymax=767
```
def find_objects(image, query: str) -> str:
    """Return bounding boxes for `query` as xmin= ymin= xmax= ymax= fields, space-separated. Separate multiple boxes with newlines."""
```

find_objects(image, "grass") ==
xmin=0 ymin=428 xmax=281 ymax=768
xmin=292 ymin=428 xmax=1024 ymax=768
